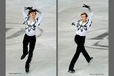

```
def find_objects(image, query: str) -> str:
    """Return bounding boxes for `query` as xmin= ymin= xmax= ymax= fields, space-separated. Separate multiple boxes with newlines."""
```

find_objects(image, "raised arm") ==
xmin=23 ymin=7 xmax=28 ymax=19
xmin=87 ymin=6 xmax=93 ymax=28
xmin=83 ymin=4 xmax=93 ymax=28
xmin=35 ymin=9 xmax=44 ymax=25
xmin=23 ymin=7 xmax=33 ymax=19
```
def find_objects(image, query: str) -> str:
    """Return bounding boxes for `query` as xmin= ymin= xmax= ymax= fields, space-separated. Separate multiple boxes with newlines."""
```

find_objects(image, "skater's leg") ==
xmin=26 ymin=36 xmax=36 ymax=64
xmin=81 ymin=46 xmax=91 ymax=63
xmin=21 ymin=34 xmax=29 ymax=60
xmin=81 ymin=36 xmax=91 ymax=63
xmin=69 ymin=46 xmax=81 ymax=70
xmin=25 ymin=36 xmax=36 ymax=73
xmin=69 ymin=35 xmax=81 ymax=70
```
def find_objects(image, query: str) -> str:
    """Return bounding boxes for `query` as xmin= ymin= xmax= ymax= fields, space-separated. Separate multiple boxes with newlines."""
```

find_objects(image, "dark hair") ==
xmin=81 ymin=12 xmax=88 ymax=17
xmin=28 ymin=9 xmax=37 ymax=15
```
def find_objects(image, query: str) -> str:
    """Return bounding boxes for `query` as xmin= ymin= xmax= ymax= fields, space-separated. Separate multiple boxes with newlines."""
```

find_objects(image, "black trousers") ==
xmin=69 ymin=35 xmax=91 ymax=70
xmin=23 ymin=34 xmax=36 ymax=64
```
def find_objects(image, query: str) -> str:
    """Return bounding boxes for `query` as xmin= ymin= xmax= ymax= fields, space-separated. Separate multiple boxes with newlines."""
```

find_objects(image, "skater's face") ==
xmin=29 ymin=12 xmax=37 ymax=19
xmin=81 ymin=15 xmax=87 ymax=22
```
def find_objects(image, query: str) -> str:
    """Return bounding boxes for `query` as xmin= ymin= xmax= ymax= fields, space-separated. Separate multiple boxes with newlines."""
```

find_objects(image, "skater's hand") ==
xmin=83 ymin=4 xmax=92 ymax=12
xmin=82 ymin=4 xmax=90 ymax=9
xmin=25 ymin=7 xmax=33 ymax=10
xmin=72 ymin=22 xmax=75 ymax=26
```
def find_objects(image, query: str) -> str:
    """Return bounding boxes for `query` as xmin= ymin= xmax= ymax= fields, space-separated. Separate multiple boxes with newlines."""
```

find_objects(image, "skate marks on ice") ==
xmin=85 ymin=28 xmax=108 ymax=50
xmin=6 ymin=28 xmax=25 ymax=39
xmin=6 ymin=28 xmax=12 ymax=32
xmin=6 ymin=23 xmax=44 ymax=39
xmin=91 ymin=32 xmax=108 ymax=40
xmin=6 ymin=24 xmax=108 ymax=50
xmin=58 ymin=29 xmax=108 ymax=76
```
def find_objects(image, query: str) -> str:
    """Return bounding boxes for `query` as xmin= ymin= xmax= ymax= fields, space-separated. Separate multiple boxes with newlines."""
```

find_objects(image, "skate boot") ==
xmin=25 ymin=63 xmax=30 ymax=73
xmin=68 ymin=69 xmax=75 ymax=73
xmin=89 ymin=57 xmax=93 ymax=63
xmin=21 ymin=52 xmax=28 ymax=60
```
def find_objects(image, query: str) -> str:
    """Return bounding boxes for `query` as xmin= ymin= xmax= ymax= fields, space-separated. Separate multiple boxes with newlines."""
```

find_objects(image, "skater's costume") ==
xmin=73 ymin=9 xmax=93 ymax=36
xmin=21 ymin=7 xmax=43 ymax=72
xmin=23 ymin=7 xmax=43 ymax=36
xmin=69 ymin=5 xmax=93 ymax=71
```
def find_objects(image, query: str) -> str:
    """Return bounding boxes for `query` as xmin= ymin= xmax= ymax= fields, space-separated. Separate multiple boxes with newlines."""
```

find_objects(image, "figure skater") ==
xmin=20 ymin=7 xmax=43 ymax=73
xmin=68 ymin=4 xmax=93 ymax=73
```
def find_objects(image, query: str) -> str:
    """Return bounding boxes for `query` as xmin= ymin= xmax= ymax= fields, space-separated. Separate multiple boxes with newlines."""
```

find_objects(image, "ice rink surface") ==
xmin=6 ymin=0 xmax=56 ymax=76
xmin=58 ymin=0 xmax=108 ymax=76
xmin=6 ymin=0 xmax=108 ymax=76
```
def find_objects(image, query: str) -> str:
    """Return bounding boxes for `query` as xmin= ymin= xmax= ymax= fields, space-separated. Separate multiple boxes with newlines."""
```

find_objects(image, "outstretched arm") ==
xmin=72 ymin=21 xmax=78 ymax=26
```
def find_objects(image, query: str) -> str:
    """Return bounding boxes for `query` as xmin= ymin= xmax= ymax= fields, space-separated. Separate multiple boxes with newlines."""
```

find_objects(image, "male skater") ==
xmin=68 ymin=4 xmax=93 ymax=73
xmin=20 ymin=7 xmax=43 ymax=73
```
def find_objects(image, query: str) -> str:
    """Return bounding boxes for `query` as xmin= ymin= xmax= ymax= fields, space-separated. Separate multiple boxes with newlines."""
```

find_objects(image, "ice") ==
xmin=6 ymin=0 xmax=108 ymax=76
xmin=6 ymin=0 xmax=56 ymax=76
xmin=58 ymin=0 xmax=108 ymax=76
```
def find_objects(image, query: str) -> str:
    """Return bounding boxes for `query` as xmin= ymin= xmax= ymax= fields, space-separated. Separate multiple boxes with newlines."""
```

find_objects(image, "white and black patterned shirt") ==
xmin=23 ymin=8 xmax=43 ymax=36
xmin=73 ymin=10 xmax=93 ymax=36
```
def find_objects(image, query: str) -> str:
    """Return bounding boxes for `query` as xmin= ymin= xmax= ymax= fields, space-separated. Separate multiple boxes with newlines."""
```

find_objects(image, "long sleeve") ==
xmin=23 ymin=7 xmax=29 ymax=21
xmin=73 ymin=21 xmax=78 ymax=26
xmin=72 ymin=19 xmax=82 ymax=27
xmin=74 ymin=5 xmax=93 ymax=36
xmin=35 ymin=9 xmax=44 ymax=26
xmin=86 ymin=8 xmax=93 ymax=28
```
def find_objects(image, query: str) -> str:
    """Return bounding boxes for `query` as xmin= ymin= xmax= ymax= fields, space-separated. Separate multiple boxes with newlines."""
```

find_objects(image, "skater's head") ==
xmin=81 ymin=12 xmax=88 ymax=22
xmin=28 ymin=9 xmax=37 ymax=19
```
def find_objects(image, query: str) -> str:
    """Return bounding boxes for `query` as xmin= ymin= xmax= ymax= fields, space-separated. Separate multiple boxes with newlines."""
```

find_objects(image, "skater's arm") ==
xmin=23 ymin=7 xmax=32 ymax=19
xmin=23 ymin=7 xmax=28 ymax=19
xmin=83 ymin=4 xmax=93 ymax=28
xmin=72 ymin=21 xmax=77 ymax=26
xmin=87 ymin=7 xmax=93 ymax=28
xmin=35 ymin=9 xmax=44 ymax=26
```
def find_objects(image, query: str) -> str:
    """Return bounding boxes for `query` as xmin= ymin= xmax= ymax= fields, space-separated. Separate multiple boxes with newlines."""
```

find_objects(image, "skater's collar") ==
xmin=28 ymin=20 xmax=36 ymax=25
xmin=80 ymin=20 xmax=88 ymax=25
